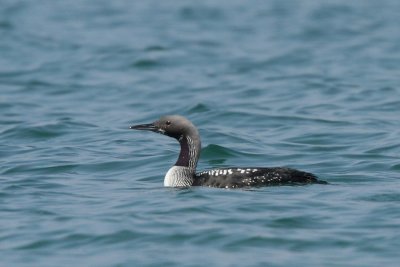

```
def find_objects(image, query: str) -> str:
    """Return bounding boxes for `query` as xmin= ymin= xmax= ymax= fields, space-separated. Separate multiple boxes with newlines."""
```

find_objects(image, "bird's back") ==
xmin=194 ymin=167 xmax=326 ymax=188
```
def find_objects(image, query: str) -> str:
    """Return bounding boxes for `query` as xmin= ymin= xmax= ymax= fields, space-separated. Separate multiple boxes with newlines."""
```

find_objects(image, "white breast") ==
xmin=164 ymin=166 xmax=194 ymax=187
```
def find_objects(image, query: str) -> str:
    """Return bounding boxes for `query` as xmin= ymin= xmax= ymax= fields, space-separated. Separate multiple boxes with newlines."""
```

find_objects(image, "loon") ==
xmin=130 ymin=115 xmax=327 ymax=188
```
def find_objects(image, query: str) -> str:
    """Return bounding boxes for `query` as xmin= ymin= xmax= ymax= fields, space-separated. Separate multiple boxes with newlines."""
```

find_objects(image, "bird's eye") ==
xmin=166 ymin=121 xmax=171 ymax=126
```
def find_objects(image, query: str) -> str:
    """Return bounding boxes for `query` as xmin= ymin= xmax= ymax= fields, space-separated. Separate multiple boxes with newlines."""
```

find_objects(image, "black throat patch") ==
xmin=175 ymin=136 xmax=190 ymax=167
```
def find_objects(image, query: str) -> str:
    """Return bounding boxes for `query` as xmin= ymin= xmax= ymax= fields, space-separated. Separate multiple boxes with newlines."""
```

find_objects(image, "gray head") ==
xmin=131 ymin=115 xmax=202 ymax=176
xmin=130 ymin=115 xmax=199 ymax=141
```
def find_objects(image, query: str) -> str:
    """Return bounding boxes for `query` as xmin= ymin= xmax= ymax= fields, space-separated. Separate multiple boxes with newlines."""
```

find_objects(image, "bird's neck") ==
xmin=175 ymin=135 xmax=201 ymax=171
xmin=164 ymin=134 xmax=201 ymax=187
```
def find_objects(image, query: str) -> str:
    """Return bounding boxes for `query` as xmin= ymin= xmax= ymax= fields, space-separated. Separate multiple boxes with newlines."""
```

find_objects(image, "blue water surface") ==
xmin=1 ymin=0 xmax=400 ymax=266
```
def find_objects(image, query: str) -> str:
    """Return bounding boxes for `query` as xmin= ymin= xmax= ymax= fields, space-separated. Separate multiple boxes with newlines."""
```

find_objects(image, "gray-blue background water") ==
xmin=1 ymin=0 xmax=399 ymax=266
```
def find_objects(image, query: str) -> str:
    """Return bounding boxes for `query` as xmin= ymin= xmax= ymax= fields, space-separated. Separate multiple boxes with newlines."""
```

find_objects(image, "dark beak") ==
xmin=129 ymin=123 xmax=158 ymax=132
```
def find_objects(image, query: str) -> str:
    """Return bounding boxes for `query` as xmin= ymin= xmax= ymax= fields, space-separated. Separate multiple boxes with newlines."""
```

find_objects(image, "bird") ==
xmin=130 ymin=115 xmax=327 ymax=188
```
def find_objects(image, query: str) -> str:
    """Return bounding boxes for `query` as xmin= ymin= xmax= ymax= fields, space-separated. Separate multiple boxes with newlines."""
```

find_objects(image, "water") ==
xmin=1 ymin=0 xmax=400 ymax=266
